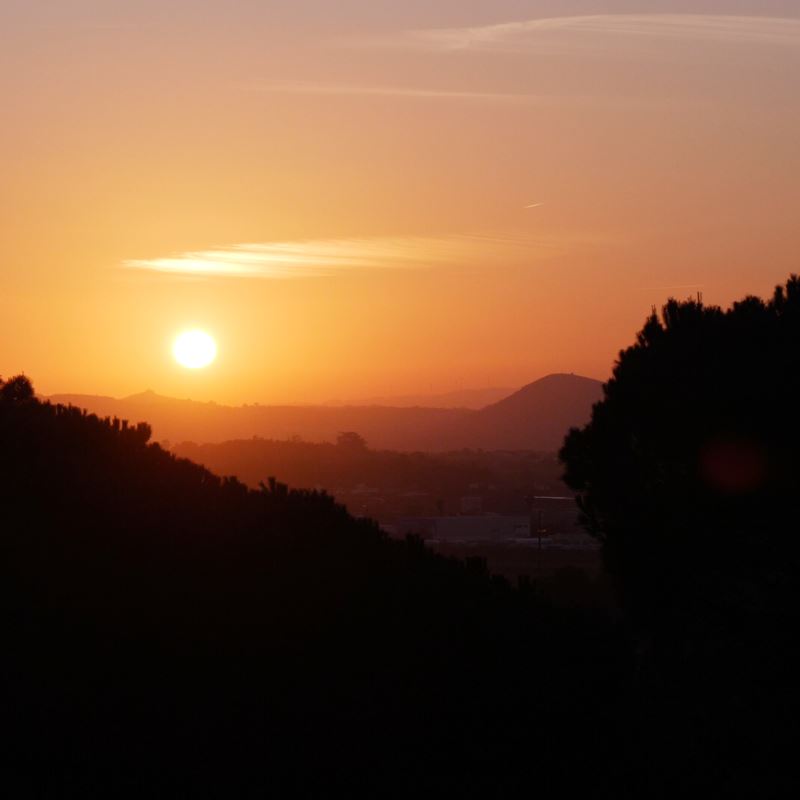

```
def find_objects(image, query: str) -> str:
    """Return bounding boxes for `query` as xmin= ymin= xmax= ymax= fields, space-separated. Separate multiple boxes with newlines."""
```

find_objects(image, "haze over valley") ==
xmin=50 ymin=373 xmax=603 ymax=451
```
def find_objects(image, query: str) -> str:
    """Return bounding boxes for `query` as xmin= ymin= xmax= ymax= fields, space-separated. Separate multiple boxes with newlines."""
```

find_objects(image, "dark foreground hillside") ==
xmin=1 ymin=379 xmax=629 ymax=796
xmin=1 ymin=376 xmax=789 ymax=796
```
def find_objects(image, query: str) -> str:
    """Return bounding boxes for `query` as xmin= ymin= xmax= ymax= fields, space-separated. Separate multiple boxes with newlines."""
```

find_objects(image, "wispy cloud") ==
xmin=122 ymin=234 xmax=568 ymax=280
xmin=251 ymin=82 xmax=536 ymax=103
xmin=404 ymin=15 xmax=800 ymax=52
xmin=247 ymin=81 xmax=676 ymax=110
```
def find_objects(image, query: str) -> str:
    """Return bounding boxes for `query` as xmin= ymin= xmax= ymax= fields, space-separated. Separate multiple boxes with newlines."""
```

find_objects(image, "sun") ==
xmin=173 ymin=330 xmax=217 ymax=369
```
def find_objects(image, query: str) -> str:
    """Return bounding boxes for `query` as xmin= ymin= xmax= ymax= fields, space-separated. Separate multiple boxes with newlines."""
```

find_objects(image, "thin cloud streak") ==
xmin=247 ymin=82 xmax=679 ymax=110
xmin=252 ymin=82 xmax=537 ymax=103
xmin=122 ymin=234 xmax=569 ymax=280
xmin=405 ymin=15 xmax=800 ymax=52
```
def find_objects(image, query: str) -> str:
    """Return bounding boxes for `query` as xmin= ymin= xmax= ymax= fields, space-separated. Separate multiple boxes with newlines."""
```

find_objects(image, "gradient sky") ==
xmin=2 ymin=1 xmax=799 ymax=403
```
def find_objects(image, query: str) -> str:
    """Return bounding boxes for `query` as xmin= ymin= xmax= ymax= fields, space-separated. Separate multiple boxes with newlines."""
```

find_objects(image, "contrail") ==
xmin=524 ymin=202 xmax=544 ymax=209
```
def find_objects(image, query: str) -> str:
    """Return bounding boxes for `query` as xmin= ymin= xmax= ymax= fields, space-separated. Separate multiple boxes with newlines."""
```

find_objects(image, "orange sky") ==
xmin=2 ymin=2 xmax=799 ymax=404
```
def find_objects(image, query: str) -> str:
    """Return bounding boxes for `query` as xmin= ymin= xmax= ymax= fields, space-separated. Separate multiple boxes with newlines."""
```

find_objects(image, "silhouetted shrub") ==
xmin=561 ymin=277 xmax=800 ymax=713
xmin=0 ymin=374 xmax=34 ymax=404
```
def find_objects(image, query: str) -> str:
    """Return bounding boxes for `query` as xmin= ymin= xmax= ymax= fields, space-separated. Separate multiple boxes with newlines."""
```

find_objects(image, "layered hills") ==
xmin=50 ymin=373 xmax=603 ymax=450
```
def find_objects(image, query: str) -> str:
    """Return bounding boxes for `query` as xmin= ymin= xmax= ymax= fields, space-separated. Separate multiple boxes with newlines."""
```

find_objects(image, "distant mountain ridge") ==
xmin=349 ymin=386 xmax=516 ymax=409
xmin=49 ymin=373 xmax=603 ymax=452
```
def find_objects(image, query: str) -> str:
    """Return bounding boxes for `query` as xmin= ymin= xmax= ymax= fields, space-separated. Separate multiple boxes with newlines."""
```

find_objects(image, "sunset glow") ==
xmin=1 ymin=2 xmax=799 ymax=405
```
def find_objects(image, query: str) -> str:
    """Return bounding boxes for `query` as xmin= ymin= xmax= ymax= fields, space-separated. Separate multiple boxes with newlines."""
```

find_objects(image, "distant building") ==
xmin=459 ymin=496 xmax=482 ymax=515
xmin=395 ymin=496 xmax=598 ymax=551
xmin=528 ymin=496 xmax=582 ymax=536
xmin=397 ymin=515 xmax=531 ymax=543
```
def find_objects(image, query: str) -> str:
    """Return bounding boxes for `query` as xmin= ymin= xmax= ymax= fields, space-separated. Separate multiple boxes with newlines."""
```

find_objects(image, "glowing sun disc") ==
xmin=173 ymin=330 xmax=217 ymax=369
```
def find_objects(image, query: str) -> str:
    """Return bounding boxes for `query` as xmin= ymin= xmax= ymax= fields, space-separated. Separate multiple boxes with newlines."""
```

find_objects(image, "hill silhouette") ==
xmin=454 ymin=373 xmax=603 ymax=450
xmin=49 ymin=373 xmax=602 ymax=451
xmin=2 ymin=375 xmax=627 ymax=794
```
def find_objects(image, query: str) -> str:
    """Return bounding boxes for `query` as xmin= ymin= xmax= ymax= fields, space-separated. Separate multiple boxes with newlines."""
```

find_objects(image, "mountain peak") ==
xmin=123 ymin=389 xmax=166 ymax=403
xmin=460 ymin=372 xmax=603 ymax=450
xmin=481 ymin=373 xmax=602 ymax=410
xmin=522 ymin=372 xmax=601 ymax=387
